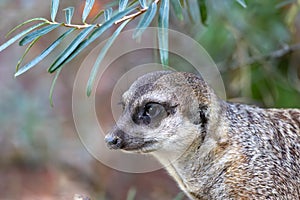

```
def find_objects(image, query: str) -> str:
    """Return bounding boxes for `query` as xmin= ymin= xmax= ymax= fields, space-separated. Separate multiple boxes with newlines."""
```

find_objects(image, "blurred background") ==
xmin=0 ymin=0 xmax=299 ymax=199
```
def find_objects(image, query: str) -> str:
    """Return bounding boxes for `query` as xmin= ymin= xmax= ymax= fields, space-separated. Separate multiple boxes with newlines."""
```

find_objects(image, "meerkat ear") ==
xmin=199 ymin=105 xmax=209 ymax=126
xmin=198 ymin=105 xmax=209 ymax=139
xmin=185 ymin=101 xmax=209 ymax=128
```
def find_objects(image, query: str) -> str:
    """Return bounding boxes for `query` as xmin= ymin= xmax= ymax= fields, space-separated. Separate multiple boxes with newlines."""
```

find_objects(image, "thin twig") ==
xmin=218 ymin=43 xmax=300 ymax=70
xmin=115 ymin=0 xmax=160 ymax=24
xmin=115 ymin=8 xmax=148 ymax=24
xmin=48 ymin=0 xmax=161 ymax=29
xmin=48 ymin=22 xmax=102 ymax=29
xmin=267 ymin=43 xmax=300 ymax=58
xmin=64 ymin=23 xmax=102 ymax=29
xmin=242 ymin=43 xmax=300 ymax=66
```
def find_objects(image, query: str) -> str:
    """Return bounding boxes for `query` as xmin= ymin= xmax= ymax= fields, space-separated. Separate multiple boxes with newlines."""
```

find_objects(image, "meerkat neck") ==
xmin=154 ymin=135 xmax=231 ymax=199
xmin=153 ymin=99 xmax=231 ymax=199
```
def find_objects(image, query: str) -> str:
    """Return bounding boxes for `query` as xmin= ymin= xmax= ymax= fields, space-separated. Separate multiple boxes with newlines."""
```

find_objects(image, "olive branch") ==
xmin=0 ymin=0 xmax=246 ymax=105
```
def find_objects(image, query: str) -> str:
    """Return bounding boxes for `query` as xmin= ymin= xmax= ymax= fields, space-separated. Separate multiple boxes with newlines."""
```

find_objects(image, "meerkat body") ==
xmin=105 ymin=71 xmax=300 ymax=199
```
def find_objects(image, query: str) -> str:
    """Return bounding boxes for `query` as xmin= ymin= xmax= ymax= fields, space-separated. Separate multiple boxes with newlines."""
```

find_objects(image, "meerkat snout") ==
xmin=105 ymin=70 xmax=300 ymax=200
xmin=105 ymin=130 xmax=123 ymax=149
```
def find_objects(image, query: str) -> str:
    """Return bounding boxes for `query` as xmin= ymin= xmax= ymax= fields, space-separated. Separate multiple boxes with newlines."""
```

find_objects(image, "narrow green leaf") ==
xmin=6 ymin=18 xmax=48 ymax=38
xmin=138 ymin=0 xmax=147 ymax=8
xmin=236 ymin=0 xmax=247 ymax=8
xmin=104 ymin=7 xmax=113 ymax=21
xmin=49 ymin=39 xmax=89 ymax=72
xmin=19 ymin=23 xmax=61 ymax=46
xmin=133 ymin=2 xmax=157 ymax=39
xmin=128 ymin=0 xmax=139 ymax=7
xmin=49 ymin=6 xmax=136 ymax=70
xmin=87 ymin=19 xmax=130 ymax=96
xmin=180 ymin=0 xmax=185 ymax=7
xmin=119 ymin=0 xmax=129 ymax=11
xmin=187 ymin=0 xmax=200 ymax=23
xmin=158 ymin=0 xmax=169 ymax=67
xmin=82 ymin=0 xmax=95 ymax=23
xmin=51 ymin=0 xmax=60 ymax=22
xmin=64 ymin=7 xmax=74 ymax=24
xmin=15 ymin=28 xmax=75 ymax=77
xmin=0 ymin=22 xmax=46 ymax=52
xmin=49 ymin=67 xmax=62 ymax=107
xmin=49 ymin=25 xmax=95 ymax=72
xmin=171 ymin=0 xmax=183 ymax=21
xmin=16 ymin=36 xmax=41 ymax=72
xmin=198 ymin=0 xmax=207 ymax=25
xmin=89 ymin=5 xmax=135 ymax=40
xmin=91 ymin=10 xmax=104 ymax=23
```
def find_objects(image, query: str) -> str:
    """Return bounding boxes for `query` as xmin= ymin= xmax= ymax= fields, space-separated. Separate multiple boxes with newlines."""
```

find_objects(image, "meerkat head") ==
xmin=105 ymin=71 xmax=218 ymax=155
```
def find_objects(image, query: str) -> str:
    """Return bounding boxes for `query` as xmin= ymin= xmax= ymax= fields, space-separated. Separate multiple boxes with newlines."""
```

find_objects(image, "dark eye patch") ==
xmin=132 ymin=102 xmax=178 ymax=126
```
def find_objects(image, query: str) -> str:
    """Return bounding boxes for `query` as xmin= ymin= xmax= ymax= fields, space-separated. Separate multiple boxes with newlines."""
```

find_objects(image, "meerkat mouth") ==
xmin=122 ymin=140 xmax=159 ymax=153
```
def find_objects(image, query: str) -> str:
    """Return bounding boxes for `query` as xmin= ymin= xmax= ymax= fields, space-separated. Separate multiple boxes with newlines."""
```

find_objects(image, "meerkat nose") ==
xmin=105 ymin=134 xmax=123 ymax=149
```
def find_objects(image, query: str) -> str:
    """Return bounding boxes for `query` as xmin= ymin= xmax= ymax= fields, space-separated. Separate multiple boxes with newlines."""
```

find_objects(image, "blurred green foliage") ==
xmin=1 ymin=0 xmax=298 ymax=107
xmin=182 ymin=0 xmax=300 ymax=107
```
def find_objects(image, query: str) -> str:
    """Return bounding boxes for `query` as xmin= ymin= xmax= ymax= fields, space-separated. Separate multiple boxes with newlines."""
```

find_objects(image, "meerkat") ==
xmin=105 ymin=71 xmax=300 ymax=199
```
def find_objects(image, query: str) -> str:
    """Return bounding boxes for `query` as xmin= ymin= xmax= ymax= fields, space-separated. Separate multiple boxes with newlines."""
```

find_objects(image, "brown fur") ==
xmin=105 ymin=71 xmax=300 ymax=199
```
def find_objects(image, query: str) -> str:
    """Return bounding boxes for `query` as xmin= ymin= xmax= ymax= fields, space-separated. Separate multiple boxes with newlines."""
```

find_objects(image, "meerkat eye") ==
xmin=144 ymin=103 xmax=165 ymax=118
xmin=132 ymin=103 xmax=168 ymax=125
xmin=144 ymin=103 xmax=164 ymax=118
